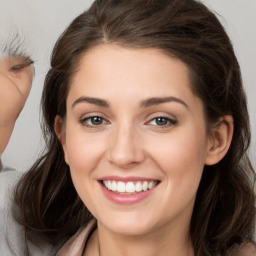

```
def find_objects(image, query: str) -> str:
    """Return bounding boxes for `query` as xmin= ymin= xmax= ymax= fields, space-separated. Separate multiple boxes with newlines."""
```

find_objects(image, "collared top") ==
xmin=0 ymin=164 xmax=96 ymax=256
xmin=56 ymin=220 xmax=96 ymax=256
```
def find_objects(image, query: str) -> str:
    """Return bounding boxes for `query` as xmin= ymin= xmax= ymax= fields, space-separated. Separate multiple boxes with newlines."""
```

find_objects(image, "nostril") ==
xmin=107 ymin=145 xmax=146 ymax=167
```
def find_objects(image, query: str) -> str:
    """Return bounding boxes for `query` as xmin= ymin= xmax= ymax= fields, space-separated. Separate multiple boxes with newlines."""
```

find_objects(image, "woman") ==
xmin=6 ymin=0 xmax=256 ymax=255
xmin=0 ymin=41 xmax=34 ymax=163
xmin=0 ymin=24 xmax=35 ymax=256
xmin=0 ymin=55 xmax=34 ymax=158
xmin=0 ymin=0 xmax=35 ymax=164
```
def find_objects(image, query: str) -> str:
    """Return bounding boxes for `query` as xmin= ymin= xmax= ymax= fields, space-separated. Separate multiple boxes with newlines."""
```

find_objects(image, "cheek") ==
xmin=151 ymin=127 xmax=207 ymax=165
xmin=148 ymin=126 xmax=208 ymax=194
xmin=64 ymin=122 xmax=108 ymax=184
xmin=22 ymin=74 xmax=33 ymax=96
xmin=64 ymin=128 xmax=105 ymax=212
xmin=151 ymin=134 xmax=207 ymax=221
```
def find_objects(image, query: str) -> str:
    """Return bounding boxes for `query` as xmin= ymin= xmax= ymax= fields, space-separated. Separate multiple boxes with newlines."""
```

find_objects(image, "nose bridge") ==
xmin=108 ymin=119 xmax=144 ymax=167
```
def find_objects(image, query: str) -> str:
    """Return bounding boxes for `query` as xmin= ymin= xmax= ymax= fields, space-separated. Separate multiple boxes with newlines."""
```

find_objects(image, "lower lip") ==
xmin=99 ymin=182 xmax=158 ymax=205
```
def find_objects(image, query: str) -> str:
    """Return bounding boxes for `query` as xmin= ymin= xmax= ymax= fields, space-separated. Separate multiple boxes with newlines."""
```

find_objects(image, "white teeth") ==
xmin=107 ymin=180 xmax=112 ymax=190
xmin=112 ymin=181 xmax=117 ymax=191
xmin=103 ymin=180 xmax=158 ymax=193
xmin=126 ymin=182 xmax=135 ymax=193
xmin=142 ymin=181 xmax=148 ymax=191
xmin=135 ymin=182 xmax=143 ymax=192
xmin=117 ymin=181 xmax=126 ymax=192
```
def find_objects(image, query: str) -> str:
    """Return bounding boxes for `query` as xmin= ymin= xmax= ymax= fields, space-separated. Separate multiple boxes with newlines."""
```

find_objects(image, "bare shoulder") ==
xmin=230 ymin=242 xmax=256 ymax=256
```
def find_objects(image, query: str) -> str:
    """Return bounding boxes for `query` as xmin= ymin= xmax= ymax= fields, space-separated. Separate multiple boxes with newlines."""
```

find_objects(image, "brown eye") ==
xmin=90 ymin=116 xmax=104 ymax=125
xmin=80 ymin=116 xmax=108 ymax=127
xmin=147 ymin=116 xmax=177 ymax=127
xmin=155 ymin=117 xmax=169 ymax=126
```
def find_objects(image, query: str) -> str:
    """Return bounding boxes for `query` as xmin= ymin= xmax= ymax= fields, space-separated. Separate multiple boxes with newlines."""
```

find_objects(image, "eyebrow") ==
xmin=140 ymin=97 xmax=188 ymax=108
xmin=72 ymin=96 xmax=110 ymax=108
xmin=1 ymin=34 xmax=26 ymax=57
xmin=72 ymin=96 xmax=188 ymax=109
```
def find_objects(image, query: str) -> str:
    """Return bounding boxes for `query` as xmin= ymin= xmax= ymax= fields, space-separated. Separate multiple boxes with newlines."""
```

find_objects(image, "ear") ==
xmin=205 ymin=115 xmax=234 ymax=166
xmin=54 ymin=115 xmax=69 ymax=165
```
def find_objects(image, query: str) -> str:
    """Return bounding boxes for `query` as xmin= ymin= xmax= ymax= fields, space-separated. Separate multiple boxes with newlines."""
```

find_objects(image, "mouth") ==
xmin=100 ymin=180 xmax=160 ymax=194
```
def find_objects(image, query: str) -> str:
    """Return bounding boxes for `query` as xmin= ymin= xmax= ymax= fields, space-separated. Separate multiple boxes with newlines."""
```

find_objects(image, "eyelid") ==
xmin=9 ymin=60 xmax=34 ymax=71
xmin=145 ymin=113 xmax=178 ymax=128
xmin=79 ymin=113 xmax=110 ymax=128
xmin=145 ymin=111 xmax=176 ymax=121
xmin=146 ymin=117 xmax=177 ymax=125
xmin=79 ymin=111 xmax=109 ymax=120
xmin=80 ymin=116 xmax=107 ymax=126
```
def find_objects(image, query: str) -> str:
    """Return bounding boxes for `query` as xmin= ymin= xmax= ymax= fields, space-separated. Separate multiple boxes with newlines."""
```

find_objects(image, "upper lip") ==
xmin=99 ymin=176 xmax=160 ymax=182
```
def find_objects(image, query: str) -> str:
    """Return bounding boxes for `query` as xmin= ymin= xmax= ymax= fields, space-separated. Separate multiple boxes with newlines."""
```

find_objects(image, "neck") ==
xmin=86 ymin=222 xmax=194 ymax=256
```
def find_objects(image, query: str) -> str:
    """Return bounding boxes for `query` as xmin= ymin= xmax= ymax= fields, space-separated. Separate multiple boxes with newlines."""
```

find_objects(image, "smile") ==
xmin=102 ymin=180 xmax=158 ymax=194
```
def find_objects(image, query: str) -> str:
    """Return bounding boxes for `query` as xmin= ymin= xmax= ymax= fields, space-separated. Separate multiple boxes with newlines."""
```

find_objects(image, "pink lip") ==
xmin=98 ymin=177 xmax=159 ymax=205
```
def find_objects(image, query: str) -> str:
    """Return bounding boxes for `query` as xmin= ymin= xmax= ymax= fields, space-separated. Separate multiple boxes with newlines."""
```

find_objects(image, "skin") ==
xmin=56 ymin=44 xmax=233 ymax=256
xmin=0 ymin=55 xmax=34 ymax=154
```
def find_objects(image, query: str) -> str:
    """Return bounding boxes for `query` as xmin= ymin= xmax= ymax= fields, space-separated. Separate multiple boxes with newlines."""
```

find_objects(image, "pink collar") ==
xmin=56 ymin=219 xmax=97 ymax=256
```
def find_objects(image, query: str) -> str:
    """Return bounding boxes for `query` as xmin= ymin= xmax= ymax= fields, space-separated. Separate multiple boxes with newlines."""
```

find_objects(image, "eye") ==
xmin=80 ymin=116 xmax=108 ymax=127
xmin=146 ymin=116 xmax=177 ymax=127
xmin=10 ymin=60 xmax=34 ymax=72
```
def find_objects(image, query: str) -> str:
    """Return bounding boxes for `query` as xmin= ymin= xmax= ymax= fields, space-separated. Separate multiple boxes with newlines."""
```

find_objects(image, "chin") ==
xmin=98 ymin=212 xmax=158 ymax=236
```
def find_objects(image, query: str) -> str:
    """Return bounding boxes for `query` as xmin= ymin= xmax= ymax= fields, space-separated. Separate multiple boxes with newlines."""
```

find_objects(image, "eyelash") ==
xmin=79 ymin=115 xmax=177 ymax=129
xmin=146 ymin=116 xmax=177 ymax=128
xmin=80 ymin=116 xmax=108 ymax=128
xmin=9 ymin=60 xmax=34 ymax=72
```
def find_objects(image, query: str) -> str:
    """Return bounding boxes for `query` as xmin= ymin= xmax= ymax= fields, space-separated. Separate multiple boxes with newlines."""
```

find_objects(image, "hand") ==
xmin=0 ymin=56 xmax=34 ymax=153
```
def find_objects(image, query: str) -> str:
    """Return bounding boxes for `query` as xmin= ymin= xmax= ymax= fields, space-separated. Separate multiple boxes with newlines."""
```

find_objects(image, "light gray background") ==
xmin=2 ymin=0 xmax=256 ymax=173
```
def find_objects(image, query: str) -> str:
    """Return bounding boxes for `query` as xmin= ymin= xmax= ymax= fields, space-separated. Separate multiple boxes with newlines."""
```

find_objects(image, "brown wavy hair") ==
xmin=15 ymin=0 xmax=255 ymax=255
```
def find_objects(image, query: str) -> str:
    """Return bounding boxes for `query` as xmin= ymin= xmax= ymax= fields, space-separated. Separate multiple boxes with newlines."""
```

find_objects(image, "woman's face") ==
xmin=60 ymin=44 xmax=213 ymax=237
xmin=0 ymin=56 xmax=33 ymax=97
xmin=0 ymin=55 xmax=34 ymax=125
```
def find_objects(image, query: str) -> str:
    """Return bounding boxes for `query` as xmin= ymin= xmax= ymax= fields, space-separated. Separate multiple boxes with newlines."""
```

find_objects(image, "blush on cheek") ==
xmin=150 ymin=132 xmax=206 ymax=182
xmin=66 ymin=134 xmax=105 ymax=174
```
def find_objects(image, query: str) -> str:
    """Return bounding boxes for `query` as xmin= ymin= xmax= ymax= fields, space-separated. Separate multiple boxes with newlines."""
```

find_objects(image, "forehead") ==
xmin=72 ymin=44 xmax=191 ymax=88
xmin=68 ymin=45 xmax=201 ymax=109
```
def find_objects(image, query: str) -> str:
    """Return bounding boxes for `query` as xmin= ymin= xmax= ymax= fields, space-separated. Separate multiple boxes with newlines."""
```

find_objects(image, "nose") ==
xmin=107 ymin=123 xmax=146 ymax=169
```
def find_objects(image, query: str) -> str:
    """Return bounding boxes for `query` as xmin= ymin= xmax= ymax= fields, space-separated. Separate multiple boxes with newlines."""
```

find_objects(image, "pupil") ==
xmin=156 ymin=117 xmax=167 ymax=125
xmin=92 ymin=117 xmax=102 ymax=125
